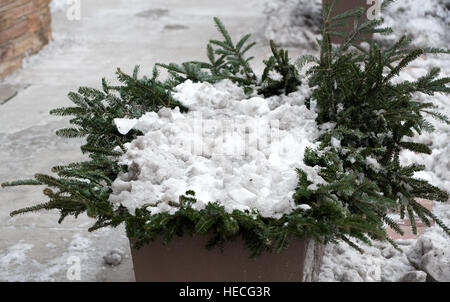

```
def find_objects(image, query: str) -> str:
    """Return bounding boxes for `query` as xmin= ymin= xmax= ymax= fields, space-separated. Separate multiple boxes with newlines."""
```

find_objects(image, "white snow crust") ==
xmin=110 ymin=80 xmax=326 ymax=218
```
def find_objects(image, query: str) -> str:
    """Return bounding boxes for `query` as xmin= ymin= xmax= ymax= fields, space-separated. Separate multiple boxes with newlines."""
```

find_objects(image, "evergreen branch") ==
xmin=1 ymin=179 xmax=43 ymax=187
xmin=10 ymin=202 xmax=52 ymax=216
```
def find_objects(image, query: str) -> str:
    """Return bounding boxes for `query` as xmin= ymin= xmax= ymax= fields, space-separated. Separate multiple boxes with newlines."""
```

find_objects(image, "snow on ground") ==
xmin=264 ymin=0 xmax=322 ymax=49
xmin=264 ymin=0 xmax=450 ymax=49
xmin=319 ymin=208 xmax=450 ymax=282
xmin=0 ymin=226 xmax=134 ymax=282
xmin=378 ymin=0 xmax=449 ymax=48
xmin=111 ymin=80 xmax=323 ymax=218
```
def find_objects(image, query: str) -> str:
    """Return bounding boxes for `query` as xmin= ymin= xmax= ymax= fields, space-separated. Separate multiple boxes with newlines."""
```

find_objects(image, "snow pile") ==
xmin=110 ymin=80 xmax=325 ymax=218
xmin=263 ymin=0 xmax=322 ymax=49
xmin=407 ymin=230 xmax=450 ymax=282
xmin=263 ymin=0 xmax=449 ymax=49
xmin=320 ymin=201 xmax=450 ymax=282
xmin=377 ymin=0 xmax=449 ymax=48
xmin=319 ymin=218 xmax=450 ymax=282
xmin=319 ymin=239 xmax=417 ymax=282
xmin=103 ymin=248 xmax=125 ymax=266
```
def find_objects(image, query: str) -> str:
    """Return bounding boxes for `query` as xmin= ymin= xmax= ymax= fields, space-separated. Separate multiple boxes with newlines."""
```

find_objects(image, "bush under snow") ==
xmin=110 ymin=80 xmax=325 ymax=218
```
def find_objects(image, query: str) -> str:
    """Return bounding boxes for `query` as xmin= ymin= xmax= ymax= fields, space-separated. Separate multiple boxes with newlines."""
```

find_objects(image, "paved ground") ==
xmin=0 ymin=0 xmax=281 ymax=282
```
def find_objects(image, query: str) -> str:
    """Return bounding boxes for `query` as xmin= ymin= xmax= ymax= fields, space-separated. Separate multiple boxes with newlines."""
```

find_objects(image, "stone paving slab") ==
xmin=0 ymin=84 xmax=19 ymax=105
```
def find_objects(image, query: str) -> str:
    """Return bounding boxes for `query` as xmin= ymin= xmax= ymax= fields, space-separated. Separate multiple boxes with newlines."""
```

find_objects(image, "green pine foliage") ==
xmin=259 ymin=40 xmax=302 ymax=97
xmin=295 ymin=1 xmax=450 ymax=245
xmin=157 ymin=17 xmax=301 ymax=97
xmin=2 ymin=1 xmax=449 ymax=256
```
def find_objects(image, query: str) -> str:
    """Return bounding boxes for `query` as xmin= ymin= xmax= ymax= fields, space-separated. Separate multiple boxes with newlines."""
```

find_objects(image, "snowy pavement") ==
xmin=0 ymin=0 xmax=449 ymax=282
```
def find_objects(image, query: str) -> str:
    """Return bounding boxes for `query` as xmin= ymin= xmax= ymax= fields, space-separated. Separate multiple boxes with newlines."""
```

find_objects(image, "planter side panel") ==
xmin=130 ymin=235 xmax=324 ymax=282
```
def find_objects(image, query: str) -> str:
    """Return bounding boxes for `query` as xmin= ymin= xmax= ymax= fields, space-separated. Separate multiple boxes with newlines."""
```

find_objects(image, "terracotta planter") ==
xmin=130 ymin=234 xmax=325 ymax=282
xmin=323 ymin=0 xmax=374 ymax=43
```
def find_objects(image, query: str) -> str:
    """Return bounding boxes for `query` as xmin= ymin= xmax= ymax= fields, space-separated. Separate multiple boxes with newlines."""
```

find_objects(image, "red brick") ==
xmin=0 ymin=20 xmax=28 ymax=44
xmin=31 ymin=0 xmax=50 ymax=10
xmin=13 ymin=33 xmax=36 ymax=56
xmin=0 ymin=0 xmax=17 ymax=7
xmin=27 ymin=12 xmax=42 ymax=33
xmin=0 ymin=56 xmax=21 ymax=77
xmin=0 ymin=42 xmax=13 ymax=63
xmin=0 ymin=0 xmax=30 ymax=13
xmin=0 ymin=0 xmax=51 ymax=77
xmin=387 ymin=225 xmax=429 ymax=240
xmin=40 ymin=9 xmax=51 ymax=27
xmin=0 ymin=2 xmax=34 ymax=30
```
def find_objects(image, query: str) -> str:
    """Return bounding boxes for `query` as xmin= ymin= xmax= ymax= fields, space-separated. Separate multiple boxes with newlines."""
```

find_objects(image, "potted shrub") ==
xmin=2 ymin=1 xmax=449 ymax=282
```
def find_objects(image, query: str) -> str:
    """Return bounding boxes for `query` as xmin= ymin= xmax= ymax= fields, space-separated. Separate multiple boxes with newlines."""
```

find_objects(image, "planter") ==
xmin=130 ymin=235 xmax=325 ymax=282
xmin=323 ymin=0 xmax=373 ymax=43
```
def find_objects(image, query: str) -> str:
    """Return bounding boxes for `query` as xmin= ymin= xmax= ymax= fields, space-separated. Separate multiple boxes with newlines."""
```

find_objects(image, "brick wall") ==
xmin=0 ymin=0 xmax=52 ymax=78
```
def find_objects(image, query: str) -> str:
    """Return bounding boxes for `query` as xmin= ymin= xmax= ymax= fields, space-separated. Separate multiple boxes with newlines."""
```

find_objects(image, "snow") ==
xmin=114 ymin=118 xmax=139 ymax=135
xmin=50 ymin=0 xmax=68 ymax=13
xmin=268 ymin=70 xmax=284 ymax=82
xmin=0 ymin=242 xmax=34 ymax=268
xmin=264 ymin=0 xmax=449 ymax=49
xmin=407 ymin=231 xmax=450 ymax=281
xmin=365 ymin=156 xmax=381 ymax=172
xmin=110 ymin=80 xmax=325 ymax=218
xmin=103 ymin=248 xmax=125 ymax=266
xmin=377 ymin=0 xmax=450 ymax=48
xmin=263 ymin=0 xmax=322 ymax=49
xmin=0 ymin=234 xmax=92 ymax=282
xmin=319 ymin=239 xmax=414 ymax=282
xmin=330 ymin=137 xmax=341 ymax=148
